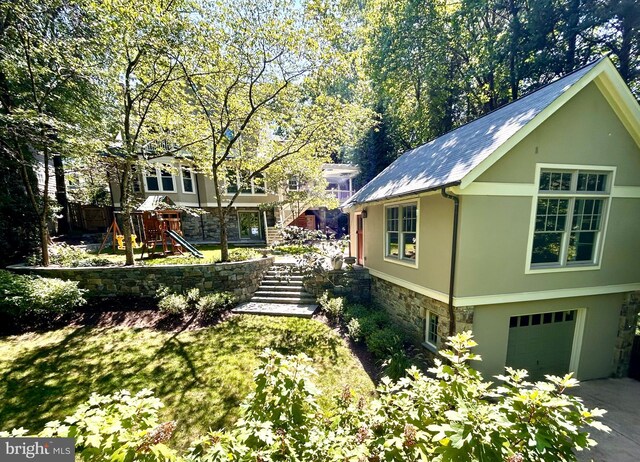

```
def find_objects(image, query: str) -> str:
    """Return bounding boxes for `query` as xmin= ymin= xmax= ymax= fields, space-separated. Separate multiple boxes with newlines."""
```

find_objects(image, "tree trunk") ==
xmin=219 ymin=208 xmax=229 ymax=262
xmin=564 ymin=0 xmax=580 ymax=73
xmin=53 ymin=153 xmax=70 ymax=233
xmin=39 ymin=215 xmax=50 ymax=266
xmin=120 ymin=161 xmax=135 ymax=266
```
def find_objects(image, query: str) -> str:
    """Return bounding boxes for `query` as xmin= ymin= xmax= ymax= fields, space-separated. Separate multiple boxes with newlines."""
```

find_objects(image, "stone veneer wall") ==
xmin=9 ymin=257 xmax=274 ymax=302
xmin=181 ymin=209 xmax=241 ymax=242
xmin=371 ymin=276 xmax=474 ymax=356
xmin=613 ymin=291 xmax=640 ymax=377
xmin=303 ymin=267 xmax=371 ymax=304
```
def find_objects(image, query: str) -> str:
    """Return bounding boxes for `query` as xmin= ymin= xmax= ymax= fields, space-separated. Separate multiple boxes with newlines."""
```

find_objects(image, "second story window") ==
xmin=288 ymin=177 xmax=300 ymax=191
xmin=225 ymin=170 xmax=267 ymax=195
xmin=145 ymin=166 xmax=176 ymax=193
xmin=529 ymin=167 xmax=612 ymax=271
xmin=181 ymin=167 xmax=195 ymax=194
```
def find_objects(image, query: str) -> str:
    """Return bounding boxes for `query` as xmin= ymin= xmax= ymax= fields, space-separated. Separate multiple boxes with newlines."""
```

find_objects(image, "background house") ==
xmin=343 ymin=57 xmax=640 ymax=381
xmin=108 ymin=160 xmax=359 ymax=244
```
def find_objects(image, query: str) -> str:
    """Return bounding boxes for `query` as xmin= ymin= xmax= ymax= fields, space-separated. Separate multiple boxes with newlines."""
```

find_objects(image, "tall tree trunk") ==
xmin=53 ymin=153 xmax=69 ymax=233
xmin=120 ymin=161 xmax=135 ymax=266
xmin=565 ymin=0 xmax=581 ymax=72
xmin=508 ymin=0 xmax=520 ymax=100
xmin=219 ymin=209 xmax=229 ymax=262
xmin=39 ymin=215 xmax=49 ymax=266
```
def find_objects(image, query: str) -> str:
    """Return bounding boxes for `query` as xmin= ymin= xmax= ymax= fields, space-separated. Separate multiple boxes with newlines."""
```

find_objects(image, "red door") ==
xmin=356 ymin=214 xmax=364 ymax=266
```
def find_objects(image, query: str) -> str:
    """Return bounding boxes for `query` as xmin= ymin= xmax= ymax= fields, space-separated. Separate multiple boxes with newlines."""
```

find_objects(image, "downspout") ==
xmin=441 ymin=187 xmax=459 ymax=336
xmin=194 ymin=170 xmax=205 ymax=241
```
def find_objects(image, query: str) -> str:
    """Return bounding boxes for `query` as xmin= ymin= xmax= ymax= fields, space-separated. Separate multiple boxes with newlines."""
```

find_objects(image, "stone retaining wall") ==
xmin=182 ymin=209 xmax=241 ymax=242
xmin=303 ymin=267 xmax=371 ymax=304
xmin=371 ymin=275 xmax=474 ymax=358
xmin=9 ymin=257 xmax=274 ymax=302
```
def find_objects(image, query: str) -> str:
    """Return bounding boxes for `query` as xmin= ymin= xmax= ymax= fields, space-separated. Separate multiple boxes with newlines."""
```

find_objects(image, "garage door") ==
xmin=506 ymin=310 xmax=577 ymax=380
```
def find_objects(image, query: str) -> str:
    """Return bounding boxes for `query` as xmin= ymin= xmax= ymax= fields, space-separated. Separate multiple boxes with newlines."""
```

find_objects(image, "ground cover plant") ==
xmin=2 ymin=333 xmax=609 ymax=461
xmin=87 ymin=245 xmax=261 ymax=266
xmin=0 ymin=315 xmax=375 ymax=450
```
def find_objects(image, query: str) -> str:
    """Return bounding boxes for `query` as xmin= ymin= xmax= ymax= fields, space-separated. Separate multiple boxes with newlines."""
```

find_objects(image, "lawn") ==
xmin=0 ymin=315 xmax=375 ymax=449
xmin=97 ymin=244 xmax=240 ymax=265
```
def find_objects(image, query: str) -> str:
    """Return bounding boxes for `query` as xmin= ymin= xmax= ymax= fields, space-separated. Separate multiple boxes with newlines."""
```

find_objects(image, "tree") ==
xmin=178 ymin=0 xmax=371 ymax=261
xmin=91 ymin=0 xmax=207 ymax=266
xmin=0 ymin=0 xmax=101 ymax=265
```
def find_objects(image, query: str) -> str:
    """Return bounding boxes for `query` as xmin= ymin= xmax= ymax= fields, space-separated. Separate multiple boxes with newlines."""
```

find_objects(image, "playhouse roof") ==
xmin=137 ymin=195 xmax=177 ymax=211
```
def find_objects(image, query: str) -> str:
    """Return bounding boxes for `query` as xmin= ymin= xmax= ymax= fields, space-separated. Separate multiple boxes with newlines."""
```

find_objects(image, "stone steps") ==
xmin=232 ymin=264 xmax=317 ymax=316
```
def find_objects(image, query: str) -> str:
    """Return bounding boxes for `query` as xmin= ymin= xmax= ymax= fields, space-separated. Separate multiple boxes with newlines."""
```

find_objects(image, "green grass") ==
xmin=97 ymin=244 xmax=243 ymax=265
xmin=0 ymin=316 xmax=375 ymax=449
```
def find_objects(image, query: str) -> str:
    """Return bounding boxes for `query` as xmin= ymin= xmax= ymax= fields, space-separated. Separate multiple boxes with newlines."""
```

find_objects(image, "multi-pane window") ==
xmin=226 ymin=170 xmax=267 ymax=195
xmin=288 ymin=177 xmax=300 ymax=191
xmin=385 ymin=203 xmax=417 ymax=263
xmin=144 ymin=166 xmax=176 ymax=193
xmin=181 ymin=167 xmax=194 ymax=193
xmin=425 ymin=311 xmax=439 ymax=347
xmin=530 ymin=168 xmax=610 ymax=268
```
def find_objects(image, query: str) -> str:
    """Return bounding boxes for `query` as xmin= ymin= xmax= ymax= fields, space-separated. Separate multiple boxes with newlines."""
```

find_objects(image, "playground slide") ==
xmin=165 ymin=230 xmax=204 ymax=258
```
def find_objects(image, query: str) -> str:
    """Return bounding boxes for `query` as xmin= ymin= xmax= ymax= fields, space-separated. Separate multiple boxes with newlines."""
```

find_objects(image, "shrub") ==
xmin=318 ymin=292 xmax=345 ymax=322
xmin=0 ymin=270 xmax=86 ymax=320
xmin=365 ymin=327 xmax=403 ymax=360
xmin=1 ymin=389 xmax=179 ymax=462
xmin=157 ymin=293 xmax=189 ymax=315
xmin=271 ymin=244 xmax=315 ymax=255
xmin=342 ymin=303 xmax=373 ymax=322
xmin=186 ymin=287 xmax=201 ymax=303
xmin=357 ymin=310 xmax=389 ymax=339
xmin=47 ymin=243 xmax=113 ymax=267
xmin=225 ymin=248 xmax=261 ymax=262
xmin=346 ymin=318 xmax=362 ymax=342
xmin=197 ymin=292 xmax=237 ymax=317
xmin=382 ymin=349 xmax=413 ymax=381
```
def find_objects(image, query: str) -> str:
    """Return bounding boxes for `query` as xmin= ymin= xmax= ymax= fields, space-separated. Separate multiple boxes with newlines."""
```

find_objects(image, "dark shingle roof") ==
xmin=343 ymin=59 xmax=602 ymax=207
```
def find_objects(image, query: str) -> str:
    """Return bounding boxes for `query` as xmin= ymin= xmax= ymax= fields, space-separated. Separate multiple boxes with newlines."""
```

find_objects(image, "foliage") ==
xmin=270 ymin=244 xmax=315 ymax=255
xmin=1 ymin=389 xmax=180 ymax=462
xmin=225 ymin=248 xmax=261 ymax=263
xmin=346 ymin=318 xmax=362 ymax=342
xmin=364 ymin=327 xmax=404 ymax=361
xmin=381 ymin=349 xmax=413 ymax=382
xmin=158 ymin=293 xmax=190 ymax=315
xmin=44 ymin=244 xmax=113 ymax=267
xmin=0 ymin=270 xmax=85 ymax=320
xmin=0 ymin=316 xmax=375 ymax=450
xmin=197 ymin=293 xmax=237 ymax=318
xmin=279 ymin=226 xmax=326 ymax=244
xmin=318 ymin=292 xmax=345 ymax=323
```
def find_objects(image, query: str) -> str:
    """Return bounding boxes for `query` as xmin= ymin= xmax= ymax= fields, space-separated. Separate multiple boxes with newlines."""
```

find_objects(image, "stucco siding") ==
xmin=476 ymin=82 xmax=640 ymax=186
xmin=355 ymin=194 xmax=454 ymax=294
xmin=472 ymin=293 xmax=624 ymax=381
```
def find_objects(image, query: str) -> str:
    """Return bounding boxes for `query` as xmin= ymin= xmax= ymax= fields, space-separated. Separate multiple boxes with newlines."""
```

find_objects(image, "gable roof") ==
xmin=343 ymin=56 xmax=640 ymax=208
xmin=137 ymin=195 xmax=177 ymax=211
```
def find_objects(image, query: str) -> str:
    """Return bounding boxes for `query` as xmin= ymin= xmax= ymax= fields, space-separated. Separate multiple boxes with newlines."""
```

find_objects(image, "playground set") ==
xmin=98 ymin=196 xmax=203 ymax=259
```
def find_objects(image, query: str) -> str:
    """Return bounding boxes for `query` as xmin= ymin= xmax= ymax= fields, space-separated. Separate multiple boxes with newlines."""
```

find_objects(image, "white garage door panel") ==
xmin=506 ymin=310 xmax=576 ymax=380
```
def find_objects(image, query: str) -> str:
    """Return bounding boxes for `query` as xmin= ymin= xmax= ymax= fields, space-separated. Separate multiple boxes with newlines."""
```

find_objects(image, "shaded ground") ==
xmin=574 ymin=378 xmax=640 ymax=462
xmin=0 ymin=315 xmax=376 ymax=450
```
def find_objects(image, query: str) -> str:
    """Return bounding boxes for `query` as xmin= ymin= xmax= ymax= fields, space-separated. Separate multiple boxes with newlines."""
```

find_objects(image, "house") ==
xmin=343 ymin=56 xmax=640 ymax=381
xmin=108 ymin=161 xmax=358 ymax=244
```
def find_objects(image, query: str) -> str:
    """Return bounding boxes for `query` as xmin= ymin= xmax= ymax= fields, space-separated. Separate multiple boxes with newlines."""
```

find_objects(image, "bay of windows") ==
xmin=530 ymin=168 xmax=610 ymax=268
xmin=385 ymin=203 xmax=417 ymax=263
xmin=145 ymin=166 xmax=175 ymax=193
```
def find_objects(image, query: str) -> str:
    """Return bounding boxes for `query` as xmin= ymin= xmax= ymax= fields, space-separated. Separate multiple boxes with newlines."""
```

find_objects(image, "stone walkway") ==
xmin=233 ymin=302 xmax=317 ymax=318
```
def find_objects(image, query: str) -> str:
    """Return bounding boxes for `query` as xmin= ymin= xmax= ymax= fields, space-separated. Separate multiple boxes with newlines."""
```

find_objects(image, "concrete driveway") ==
xmin=574 ymin=378 xmax=640 ymax=461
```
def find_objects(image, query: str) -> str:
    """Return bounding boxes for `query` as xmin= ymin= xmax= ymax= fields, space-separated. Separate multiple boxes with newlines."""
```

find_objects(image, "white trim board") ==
xmin=453 ymin=182 xmax=640 ymax=198
xmin=367 ymin=268 xmax=640 ymax=307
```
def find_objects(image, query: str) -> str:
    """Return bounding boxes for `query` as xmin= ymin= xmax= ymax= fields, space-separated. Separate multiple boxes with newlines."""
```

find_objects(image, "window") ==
xmin=226 ymin=170 xmax=267 ymax=195
xmin=181 ymin=167 xmax=195 ymax=194
xmin=144 ymin=166 xmax=176 ymax=193
xmin=529 ymin=168 xmax=611 ymax=270
xmin=509 ymin=310 xmax=576 ymax=328
xmin=425 ymin=311 xmax=439 ymax=348
xmin=385 ymin=203 xmax=417 ymax=264
xmin=288 ymin=176 xmax=300 ymax=191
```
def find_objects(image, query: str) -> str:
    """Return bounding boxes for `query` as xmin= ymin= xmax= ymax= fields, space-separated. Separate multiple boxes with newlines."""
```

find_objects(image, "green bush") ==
xmin=225 ymin=248 xmax=261 ymax=262
xmin=365 ymin=327 xmax=403 ymax=360
xmin=346 ymin=318 xmax=362 ymax=342
xmin=382 ymin=348 xmax=413 ymax=381
xmin=342 ymin=303 xmax=373 ymax=322
xmin=318 ymin=292 xmax=345 ymax=322
xmin=157 ymin=293 xmax=189 ymax=315
xmin=357 ymin=309 xmax=389 ymax=339
xmin=0 ymin=270 xmax=86 ymax=319
xmin=47 ymin=243 xmax=113 ymax=267
xmin=271 ymin=244 xmax=315 ymax=255
xmin=197 ymin=292 xmax=237 ymax=317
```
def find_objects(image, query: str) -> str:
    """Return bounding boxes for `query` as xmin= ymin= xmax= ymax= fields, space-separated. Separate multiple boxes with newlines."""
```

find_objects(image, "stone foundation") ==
xmin=613 ymin=291 xmax=640 ymax=377
xmin=9 ymin=257 xmax=274 ymax=302
xmin=181 ymin=208 xmax=242 ymax=242
xmin=371 ymin=276 xmax=474 ymax=356
xmin=303 ymin=267 xmax=371 ymax=304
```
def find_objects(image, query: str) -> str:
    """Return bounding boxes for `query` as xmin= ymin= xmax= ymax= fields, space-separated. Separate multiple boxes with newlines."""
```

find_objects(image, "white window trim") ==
xmin=144 ymin=166 xmax=177 ymax=193
xmin=179 ymin=166 xmax=197 ymax=195
xmin=225 ymin=171 xmax=268 ymax=196
xmin=524 ymin=163 xmax=615 ymax=274
xmin=383 ymin=201 xmax=419 ymax=268
xmin=423 ymin=310 xmax=439 ymax=351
